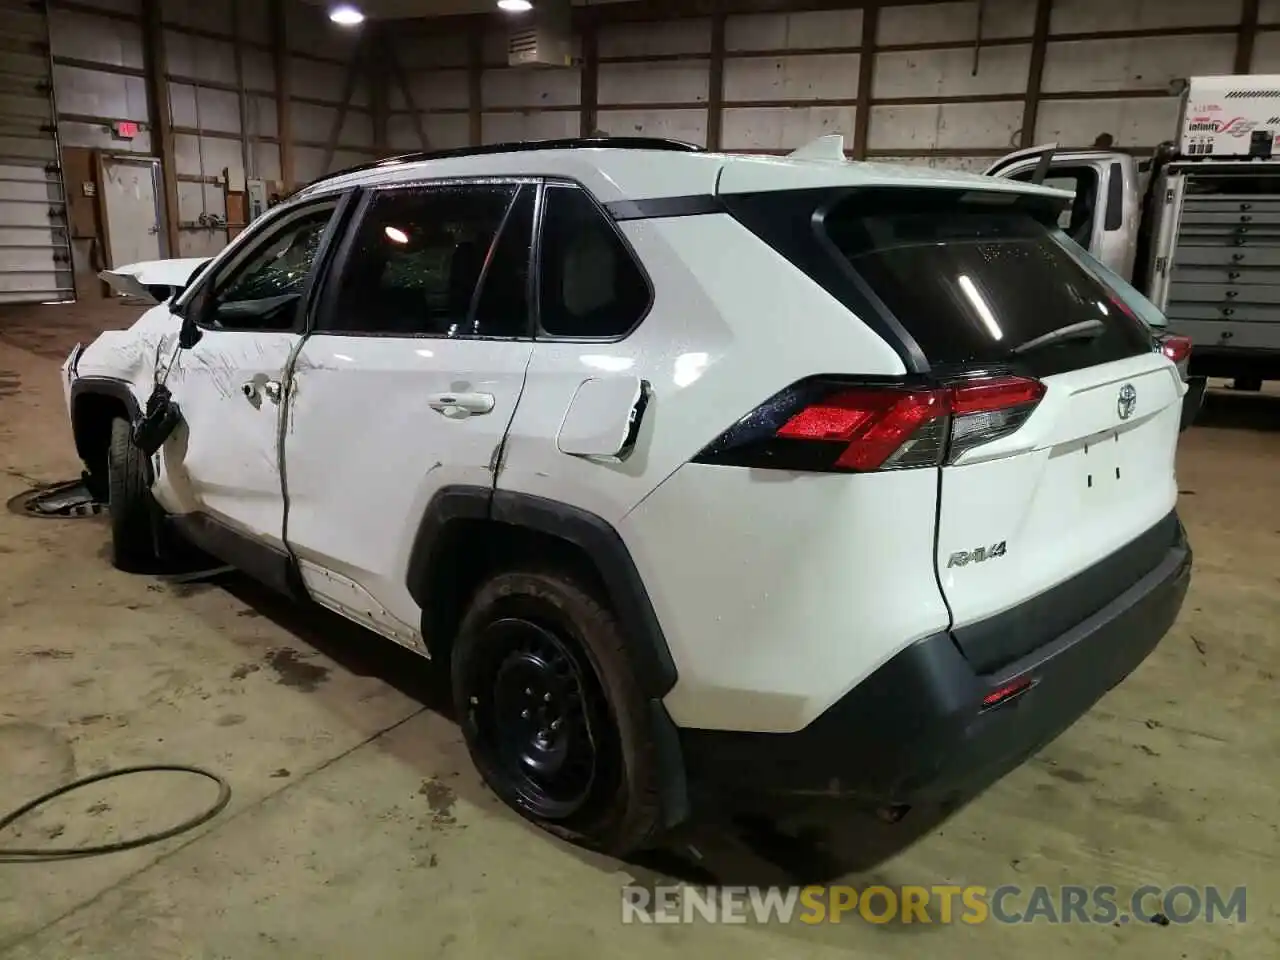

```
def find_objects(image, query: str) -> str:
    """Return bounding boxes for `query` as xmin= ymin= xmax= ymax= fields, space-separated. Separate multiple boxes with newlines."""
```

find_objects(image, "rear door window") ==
xmin=323 ymin=183 xmax=531 ymax=338
xmin=821 ymin=190 xmax=1154 ymax=377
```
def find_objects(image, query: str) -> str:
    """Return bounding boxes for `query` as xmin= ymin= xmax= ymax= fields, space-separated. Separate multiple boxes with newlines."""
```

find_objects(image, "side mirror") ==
xmin=178 ymin=312 xmax=203 ymax=349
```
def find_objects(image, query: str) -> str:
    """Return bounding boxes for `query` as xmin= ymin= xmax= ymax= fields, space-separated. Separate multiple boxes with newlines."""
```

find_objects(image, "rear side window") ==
xmin=324 ymin=184 xmax=531 ymax=338
xmin=538 ymin=184 xmax=650 ymax=339
xmin=821 ymin=190 xmax=1154 ymax=376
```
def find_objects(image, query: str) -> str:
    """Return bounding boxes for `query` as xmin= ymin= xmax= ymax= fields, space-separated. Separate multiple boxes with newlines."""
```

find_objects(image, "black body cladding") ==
xmin=406 ymin=486 xmax=677 ymax=699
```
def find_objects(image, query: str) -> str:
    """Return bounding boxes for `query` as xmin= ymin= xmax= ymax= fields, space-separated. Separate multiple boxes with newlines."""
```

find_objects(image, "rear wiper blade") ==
xmin=1011 ymin=318 xmax=1105 ymax=355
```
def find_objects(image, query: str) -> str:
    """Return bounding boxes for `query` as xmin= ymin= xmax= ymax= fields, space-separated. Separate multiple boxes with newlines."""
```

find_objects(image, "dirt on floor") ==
xmin=0 ymin=300 xmax=1276 ymax=960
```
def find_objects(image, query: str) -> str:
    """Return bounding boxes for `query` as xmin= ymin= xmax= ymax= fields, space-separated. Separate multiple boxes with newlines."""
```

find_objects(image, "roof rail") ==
xmin=301 ymin=137 xmax=707 ymax=191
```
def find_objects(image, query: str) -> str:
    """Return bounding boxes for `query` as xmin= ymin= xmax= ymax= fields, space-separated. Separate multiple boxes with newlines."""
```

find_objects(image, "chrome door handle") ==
xmin=427 ymin=392 xmax=495 ymax=418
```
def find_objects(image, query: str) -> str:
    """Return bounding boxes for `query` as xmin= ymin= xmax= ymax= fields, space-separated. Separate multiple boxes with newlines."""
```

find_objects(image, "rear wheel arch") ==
xmin=408 ymin=486 xmax=689 ymax=837
xmin=406 ymin=486 xmax=678 ymax=699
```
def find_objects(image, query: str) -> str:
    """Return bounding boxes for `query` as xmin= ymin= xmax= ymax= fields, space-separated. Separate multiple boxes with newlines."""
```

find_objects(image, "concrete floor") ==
xmin=0 ymin=300 xmax=1276 ymax=959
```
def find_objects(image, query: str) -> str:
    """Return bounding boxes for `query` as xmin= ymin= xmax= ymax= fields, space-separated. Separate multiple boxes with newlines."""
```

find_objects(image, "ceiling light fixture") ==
xmin=329 ymin=5 xmax=365 ymax=26
xmin=497 ymin=0 xmax=533 ymax=12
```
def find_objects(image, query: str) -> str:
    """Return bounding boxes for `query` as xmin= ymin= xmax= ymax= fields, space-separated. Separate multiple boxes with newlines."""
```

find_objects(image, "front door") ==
xmin=282 ymin=180 xmax=536 ymax=647
xmin=151 ymin=196 xmax=344 ymax=560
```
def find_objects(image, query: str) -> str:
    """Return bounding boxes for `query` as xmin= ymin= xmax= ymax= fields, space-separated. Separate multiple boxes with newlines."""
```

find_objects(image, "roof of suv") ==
xmin=295 ymin=137 xmax=1072 ymax=206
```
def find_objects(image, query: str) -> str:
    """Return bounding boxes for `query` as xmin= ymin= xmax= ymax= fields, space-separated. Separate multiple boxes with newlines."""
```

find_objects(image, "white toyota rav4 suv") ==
xmin=63 ymin=137 xmax=1192 ymax=855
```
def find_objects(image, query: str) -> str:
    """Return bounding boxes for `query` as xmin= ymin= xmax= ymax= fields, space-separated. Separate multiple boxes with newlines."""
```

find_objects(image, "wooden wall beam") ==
xmin=1020 ymin=0 xmax=1053 ymax=149
xmin=141 ymin=0 xmax=180 ymax=256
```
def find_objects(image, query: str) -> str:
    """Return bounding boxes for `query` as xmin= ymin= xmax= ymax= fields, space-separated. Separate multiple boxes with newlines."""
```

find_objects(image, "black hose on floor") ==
xmin=0 ymin=765 xmax=231 ymax=863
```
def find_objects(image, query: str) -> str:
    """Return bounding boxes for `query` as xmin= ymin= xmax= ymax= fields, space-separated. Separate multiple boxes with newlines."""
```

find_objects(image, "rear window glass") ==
xmin=1054 ymin=230 xmax=1166 ymax=330
xmin=823 ymin=192 xmax=1154 ymax=376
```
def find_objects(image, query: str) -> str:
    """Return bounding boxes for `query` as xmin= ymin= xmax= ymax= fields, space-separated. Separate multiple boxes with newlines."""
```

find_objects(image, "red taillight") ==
xmin=1160 ymin=334 xmax=1192 ymax=365
xmin=951 ymin=377 xmax=1046 ymax=415
xmin=777 ymin=389 xmax=948 ymax=471
xmin=698 ymin=375 xmax=1045 ymax=474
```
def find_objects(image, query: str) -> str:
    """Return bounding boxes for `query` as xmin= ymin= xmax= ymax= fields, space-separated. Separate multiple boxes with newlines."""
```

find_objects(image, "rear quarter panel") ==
xmin=497 ymin=211 xmax=907 ymax=525
xmin=499 ymin=211 xmax=940 ymax=735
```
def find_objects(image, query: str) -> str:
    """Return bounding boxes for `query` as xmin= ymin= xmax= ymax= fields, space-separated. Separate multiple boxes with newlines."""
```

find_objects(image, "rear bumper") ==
xmin=679 ymin=513 xmax=1191 ymax=806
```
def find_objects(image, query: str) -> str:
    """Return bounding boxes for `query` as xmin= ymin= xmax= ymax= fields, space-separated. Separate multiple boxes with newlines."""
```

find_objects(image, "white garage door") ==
xmin=0 ymin=0 xmax=72 ymax=305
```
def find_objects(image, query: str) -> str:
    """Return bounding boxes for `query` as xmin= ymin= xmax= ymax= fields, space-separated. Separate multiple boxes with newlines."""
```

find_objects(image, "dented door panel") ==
xmin=150 ymin=330 xmax=300 ymax=547
xmin=281 ymin=336 xmax=533 ymax=640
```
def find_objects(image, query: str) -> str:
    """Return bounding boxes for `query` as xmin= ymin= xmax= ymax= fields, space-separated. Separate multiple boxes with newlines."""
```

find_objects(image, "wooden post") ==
xmin=707 ymin=12 xmax=725 ymax=150
xmin=1021 ymin=0 xmax=1052 ymax=149
xmin=580 ymin=14 xmax=599 ymax=138
xmin=852 ymin=3 xmax=878 ymax=159
xmin=389 ymin=44 xmax=430 ymax=151
xmin=141 ymin=0 xmax=180 ymax=255
xmin=1236 ymin=0 xmax=1261 ymax=74
xmin=271 ymin=0 xmax=295 ymax=191
xmin=371 ymin=25 xmax=390 ymax=155
xmin=468 ymin=19 xmax=484 ymax=146
xmin=322 ymin=36 xmax=365 ymax=173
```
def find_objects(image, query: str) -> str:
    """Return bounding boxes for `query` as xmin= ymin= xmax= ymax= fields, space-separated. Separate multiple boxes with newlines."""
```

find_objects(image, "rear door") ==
xmin=282 ymin=180 xmax=537 ymax=646
xmin=987 ymin=146 xmax=1141 ymax=282
xmin=823 ymin=192 xmax=1183 ymax=674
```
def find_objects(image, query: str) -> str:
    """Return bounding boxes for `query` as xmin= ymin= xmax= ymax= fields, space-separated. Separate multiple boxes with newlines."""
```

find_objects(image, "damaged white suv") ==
xmin=64 ymin=137 xmax=1192 ymax=855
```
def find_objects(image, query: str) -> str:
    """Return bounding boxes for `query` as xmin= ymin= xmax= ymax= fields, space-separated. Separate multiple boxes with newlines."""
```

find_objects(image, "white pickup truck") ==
xmin=988 ymin=74 xmax=1280 ymax=404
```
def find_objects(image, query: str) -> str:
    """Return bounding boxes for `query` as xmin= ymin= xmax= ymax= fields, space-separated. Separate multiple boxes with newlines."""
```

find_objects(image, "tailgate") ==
xmin=938 ymin=354 xmax=1182 ymax=671
xmin=814 ymin=186 xmax=1186 ymax=674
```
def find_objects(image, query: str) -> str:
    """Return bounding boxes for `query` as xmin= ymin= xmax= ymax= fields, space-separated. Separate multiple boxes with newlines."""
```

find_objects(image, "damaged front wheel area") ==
xmin=107 ymin=416 xmax=164 ymax=572
xmin=106 ymin=417 xmax=219 ymax=577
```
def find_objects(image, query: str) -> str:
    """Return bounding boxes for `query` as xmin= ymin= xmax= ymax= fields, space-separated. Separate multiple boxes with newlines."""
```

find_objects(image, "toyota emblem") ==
xmin=1117 ymin=383 xmax=1137 ymax=420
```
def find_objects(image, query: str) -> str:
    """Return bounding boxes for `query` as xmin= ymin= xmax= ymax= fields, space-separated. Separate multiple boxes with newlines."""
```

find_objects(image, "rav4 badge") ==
xmin=947 ymin=542 xmax=1008 ymax=568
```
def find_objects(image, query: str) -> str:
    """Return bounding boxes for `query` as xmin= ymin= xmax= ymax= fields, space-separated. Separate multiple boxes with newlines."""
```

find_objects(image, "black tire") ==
xmin=452 ymin=569 xmax=663 ymax=857
xmin=107 ymin=416 xmax=159 ymax=573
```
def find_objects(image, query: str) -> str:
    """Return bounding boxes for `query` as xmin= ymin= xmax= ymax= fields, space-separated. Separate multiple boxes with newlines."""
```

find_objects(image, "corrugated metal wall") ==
xmin=34 ymin=0 xmax=1280 ymax=278
xmin=46 ymin=0 xmax=379 ymax=262
xmin=388 ymin=0 xmax=1272 ymax=174
xmin=0 ymin=0 xmax=72 ymax=304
